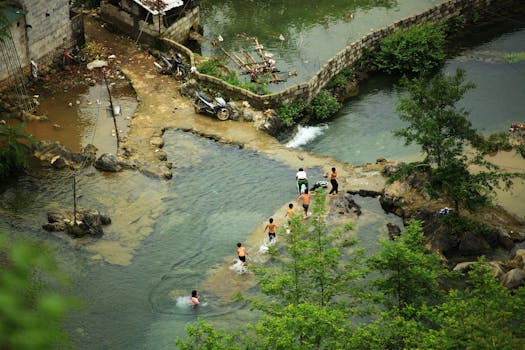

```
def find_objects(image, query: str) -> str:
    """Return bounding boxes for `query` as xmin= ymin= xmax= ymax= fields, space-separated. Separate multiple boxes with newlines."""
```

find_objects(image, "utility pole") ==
xmin=73 ymin=173 xmax=77 ymax=226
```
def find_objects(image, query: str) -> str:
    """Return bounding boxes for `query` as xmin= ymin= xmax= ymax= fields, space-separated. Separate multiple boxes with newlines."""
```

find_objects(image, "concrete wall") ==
xmin=164 ymin=0 xmax=520 ymax=110
xmin=100 ymin=1 xmax=200 ymax=45
xmin=0 ymin=0 xmax=83 ymax=88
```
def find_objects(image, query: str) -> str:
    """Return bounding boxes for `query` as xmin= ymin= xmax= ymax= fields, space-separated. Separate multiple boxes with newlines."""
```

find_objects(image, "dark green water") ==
xmin=200 ymin=0 xmax=443 ymax=90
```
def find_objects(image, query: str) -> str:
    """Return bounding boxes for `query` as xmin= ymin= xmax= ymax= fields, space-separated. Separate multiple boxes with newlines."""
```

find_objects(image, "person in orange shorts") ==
xmin=264 ymin=217 xmax=279 ymax=242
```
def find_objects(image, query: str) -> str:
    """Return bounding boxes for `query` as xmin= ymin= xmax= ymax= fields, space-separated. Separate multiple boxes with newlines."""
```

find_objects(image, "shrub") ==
xmin=374 ymin=22 xmax=446 ymax=75
xmin=503 ymin=52 xmax=525 ymax=63
xmin=197 ymin=58 xmax=222 ymax=77
xmin=0 ymin=123 xmax=35 ymax=180
xmin=276 ymin=100 xmax=307 ymax=126
xmin=310 ymin=90 xmax=340 ymax=121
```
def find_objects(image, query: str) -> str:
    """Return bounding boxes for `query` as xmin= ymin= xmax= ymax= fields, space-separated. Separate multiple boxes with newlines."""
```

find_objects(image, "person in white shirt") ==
xmin=295 ymin=168 xmax=308 ymax=194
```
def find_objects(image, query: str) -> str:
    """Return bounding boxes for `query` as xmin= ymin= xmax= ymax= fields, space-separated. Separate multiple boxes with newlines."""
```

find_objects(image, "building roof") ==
xmin=133 ymin=0 xmax=184 ymax=15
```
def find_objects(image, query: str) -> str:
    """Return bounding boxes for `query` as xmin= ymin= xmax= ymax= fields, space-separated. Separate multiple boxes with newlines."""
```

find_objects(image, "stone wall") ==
xmin=164 ymin=0 xmax=520 ymax=110
xmin=162 ymin=6 xmax=200 ymax=43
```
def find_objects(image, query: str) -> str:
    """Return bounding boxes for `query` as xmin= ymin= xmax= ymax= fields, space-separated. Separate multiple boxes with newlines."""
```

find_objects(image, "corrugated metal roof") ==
xmin=133 ymin=0 xmax=184 ymax=15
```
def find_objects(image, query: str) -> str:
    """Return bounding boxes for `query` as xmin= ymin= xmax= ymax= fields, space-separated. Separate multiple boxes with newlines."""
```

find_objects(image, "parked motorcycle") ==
xmin=154 ymin=52 xmax=186 ymax=80
xmin=62 ymin=46 xmax=86 ymax=67
xmin=193 ymin=92 xmax=232 ymax=121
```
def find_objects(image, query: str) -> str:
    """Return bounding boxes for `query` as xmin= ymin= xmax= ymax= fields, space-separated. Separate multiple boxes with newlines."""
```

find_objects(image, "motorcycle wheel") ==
xmin=216 ymin=108 xmax=230 ymax=121
xmin=174 ymin=67 xmax=187 ymax=81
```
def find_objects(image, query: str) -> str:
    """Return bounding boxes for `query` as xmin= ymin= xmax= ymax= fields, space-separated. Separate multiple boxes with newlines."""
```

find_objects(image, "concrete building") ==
xmin=0 ymin=0 xmax=84 ymax=88
xmin=100 ymin=0 xmax=199 ymax=45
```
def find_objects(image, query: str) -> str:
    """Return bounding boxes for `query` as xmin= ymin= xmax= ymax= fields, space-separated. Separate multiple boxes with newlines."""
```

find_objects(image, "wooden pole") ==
xmin=73 ymin=173 xmax=77 ymax=226
xmin=103 ymin=74 xmax=120 ymax=152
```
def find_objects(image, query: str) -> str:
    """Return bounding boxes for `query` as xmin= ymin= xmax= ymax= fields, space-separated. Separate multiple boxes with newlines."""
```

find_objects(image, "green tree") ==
xmin=394 ymin=69 xmax=477 ymax=168
xmin=367 ymin=220 xmax=446 ymax=315
xmin=0 ymin=123 xmax=36 ymax=179
xmin=422 ymin=262 xmax=525 ymax=349
xmin=0 ymin=231 xmax=77 ymax=349
xmin=175 ymin=319 xmax=242 ymax=350
xmin=374 ymin=22 xmax=446 ymax=75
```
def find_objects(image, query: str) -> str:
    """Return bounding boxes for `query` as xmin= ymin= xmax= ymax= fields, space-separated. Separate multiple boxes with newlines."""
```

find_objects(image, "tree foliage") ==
xmin=367 ymin=220 xmax=447 ymax=315
xmin=0 ymin=123 xmax=36 ymax=180
xmin=374 ymin=22 xmax=446 ymax=75
xmin=0 ymin=231 xmax=77 ymax=349
xmin=395 ymin=69 xmax=477 ymax=168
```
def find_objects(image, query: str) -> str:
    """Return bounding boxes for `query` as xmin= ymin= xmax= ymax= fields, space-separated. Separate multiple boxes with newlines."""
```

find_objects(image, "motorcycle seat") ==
xmin=198 ymin=93 xmax=213 ymax=103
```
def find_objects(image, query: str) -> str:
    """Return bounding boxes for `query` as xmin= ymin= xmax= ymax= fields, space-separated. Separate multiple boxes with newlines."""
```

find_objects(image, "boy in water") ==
xmin=285 ymin=203 xmax=296 ymax=223
xmin=297 ymin=188 xmax=313 ymax=218
xmin=190 ymin=290 xmax=200 ymax=306
xmin=237 ymin=242 xmax=247 ymax=266
xmin=263 ymin=218 xmax=279 ymax=242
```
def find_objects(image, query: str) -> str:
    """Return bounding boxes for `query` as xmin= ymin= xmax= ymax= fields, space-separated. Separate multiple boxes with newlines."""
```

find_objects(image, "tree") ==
xmin=367 ymin=220 xmax=447 ymax=315
xmin=0 ymin=231 xmax=77 ymax=349
xmin=421 ymin=262 xmax=525 ymax=349
xmin=374 ymin=22 xmax=446 ymax=75
xmin=395 ymin=69 xmax=477 ymax=168
xmin=0 ymin=123 xmax=36 ymax=179
xmin=175 ymin=319 xmax=242 ymax=350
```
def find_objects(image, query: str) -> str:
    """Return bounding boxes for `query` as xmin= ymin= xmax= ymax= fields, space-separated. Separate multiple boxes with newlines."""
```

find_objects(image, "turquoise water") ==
xmin=300 ymin=23 xmax=525 ymax=164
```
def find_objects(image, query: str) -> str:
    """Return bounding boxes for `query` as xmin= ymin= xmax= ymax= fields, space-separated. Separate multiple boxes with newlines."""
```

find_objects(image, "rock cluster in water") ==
xmin=43 ymin=209 xmax=111 ymax=237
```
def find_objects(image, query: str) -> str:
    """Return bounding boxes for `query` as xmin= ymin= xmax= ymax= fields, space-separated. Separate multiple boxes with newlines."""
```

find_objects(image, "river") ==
xmin=0 ymin=2 xmax=524 ymax=349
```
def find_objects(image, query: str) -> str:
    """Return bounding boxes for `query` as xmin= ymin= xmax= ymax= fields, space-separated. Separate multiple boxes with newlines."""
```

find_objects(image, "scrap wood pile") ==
xmin=211 ymin=33 xmax=296 ymax=84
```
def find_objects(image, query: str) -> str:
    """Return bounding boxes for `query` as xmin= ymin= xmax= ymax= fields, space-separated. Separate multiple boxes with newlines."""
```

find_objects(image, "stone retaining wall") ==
xmin=164 ymin=0 xmax=519 ymax=109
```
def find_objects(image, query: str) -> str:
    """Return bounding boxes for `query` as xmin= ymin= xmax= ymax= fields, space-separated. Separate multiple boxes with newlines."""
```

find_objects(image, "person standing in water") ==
xmin=296 ymin=168 xmax=308 ymax=195
xmin=264 ymin=218 xmax=279 ymax=242
xmin=190 ymin=290 xmax=200 ymax=306
xmin=297 ymin=189 xmax=313 ymax=218
xmin=237 ymin=242 xmax=247 ymax=266
xmin=329 ymin=167 xmax=339 ymax=196
xmin=285 ymin=203 xmax=296 ymax=224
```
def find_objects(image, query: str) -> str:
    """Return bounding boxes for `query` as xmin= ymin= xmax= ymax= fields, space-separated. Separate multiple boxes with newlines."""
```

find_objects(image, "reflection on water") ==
xmin=200 ymin=0 xmax=443 ymax=90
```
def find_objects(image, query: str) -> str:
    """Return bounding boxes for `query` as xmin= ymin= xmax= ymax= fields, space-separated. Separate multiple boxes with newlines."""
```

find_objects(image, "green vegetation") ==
xmin=0 ymin=123 xmax=36 ymax=180
xmin=393 ymin=69 xmax=523 ymax=214
xmin=276 ymin=90 xmax=339 ymax=126
xmin=197 ymin=58 xmax=270 ymax=95
xmin=326 ymin=67 xmax=354 ymax=90
xmin=175 ymin=197 xmax=525 ymax=348
xmin=503 ymin=52 xmax=525 ymax=63
xmin=71 ymin=0 xmax=100 ymax=8
xmin=310 ymin=90 xmax=340 ymax=122
xmin=0 ymin=231 xmax=77 ymax=349
xmin=374 ymin=22 xmax=446 ymax=75
xmin=276 ymin=100 xmax=307 ymax=126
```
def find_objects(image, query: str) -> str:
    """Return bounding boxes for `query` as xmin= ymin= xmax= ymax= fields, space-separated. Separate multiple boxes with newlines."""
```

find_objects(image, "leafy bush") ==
xmin=197 ymin=58 xmax=222 ymax=77
xmin=374 ymin=22 xmax=446 ymax=75
xmin=276 ymin=100 xmax=307 ymax=126
xmin=503 ymin=52 xmax=525 ymax=63
xmin=310 ymin=90 xmax=340 ymax=121
xmin=0 ymin=123 xmax=35 ymax=180
xmin=326 ymin=67 xmax=354 ymax=90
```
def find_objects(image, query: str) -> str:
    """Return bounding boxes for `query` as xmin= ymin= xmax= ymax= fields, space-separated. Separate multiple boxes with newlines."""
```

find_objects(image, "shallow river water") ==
xmin=1 ymin=2 xmax=524 ymax=349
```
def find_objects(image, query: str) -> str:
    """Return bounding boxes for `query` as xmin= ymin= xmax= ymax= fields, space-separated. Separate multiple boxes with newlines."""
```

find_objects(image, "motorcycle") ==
xmin=62 ymin=46 xmax=86 ymax=67
xmin=193 ymin=92 xmax=232 ymax=121
xmin=154 ymin=52 xmax=186 ymax=80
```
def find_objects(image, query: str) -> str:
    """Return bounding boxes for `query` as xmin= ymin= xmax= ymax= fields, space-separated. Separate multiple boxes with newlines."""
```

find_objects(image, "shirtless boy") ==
xmin=264 ymin=218 xmax=279 ymax=241
xmin=237 ymin=242 xmax=247 ymax=266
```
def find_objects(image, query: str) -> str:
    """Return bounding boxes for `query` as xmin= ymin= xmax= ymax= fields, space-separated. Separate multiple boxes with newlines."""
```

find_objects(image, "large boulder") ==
xmin=501 ymin=268 xmax=525 ymax=289
xmin=457 ymin=232 xmax=491 ymax=255
xmin=94 ymin=153 xmax=122 ymax=172
xmin=328 ymin=192 xmax=362 ymax=217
